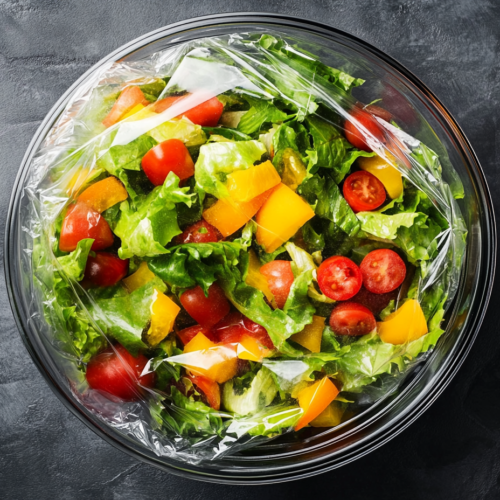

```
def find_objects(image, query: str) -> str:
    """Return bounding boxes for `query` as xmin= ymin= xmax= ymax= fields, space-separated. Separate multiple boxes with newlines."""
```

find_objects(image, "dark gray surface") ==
xmin=1 ymin=1 xmax=499 ymax=498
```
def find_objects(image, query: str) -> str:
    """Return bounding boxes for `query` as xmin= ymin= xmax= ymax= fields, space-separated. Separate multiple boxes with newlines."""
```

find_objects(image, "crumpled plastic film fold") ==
xmin=19 ymin=31 xmax=466 ymax=466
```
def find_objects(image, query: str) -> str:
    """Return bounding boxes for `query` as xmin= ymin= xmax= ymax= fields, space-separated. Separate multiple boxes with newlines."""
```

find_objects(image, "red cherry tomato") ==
xmin=344 ymin=108 xmax=385 ymax=152
xmin=347 ymin=285 xmax=399 ymax=315
xmin=102 ymin=86 xmax=148 ymax=128
xmin=177 ymin=324 xmax=217 ymax=345
xmin=360 ymin=249 xmax=406 ymax=294
xmin=187 ymin=374 xmax=220 ymax=410
xmin=260 ymin=260 xmax=295 ymax=309
xmin=59 ymin=201 xmax=114 ymax=252
xmin=86 ymin=344 xmax=155 ymax=400
xmin=343 ymin=171 xmax=387 ymax=213
xmin=180 ymin=283 xmax=230 ymax=328
xmin=330 ymin=302 xmax=376 ymax=336
xmin=141 ymin=138 xmax=194 ymax=186
xmin=176 ymin=220 xmax=221 ymax=244
xmin=317 ymin=256 xmax=362 ymax=301
xmin=154 ymin=95 xmax=224 ymax=127
xmin=364 ymin=104 xmax=393 ymax=123
xmin=84 ymin=252 xmax=129 ymax=287
xmin=213 ymin=312 xmax=274 ymax=349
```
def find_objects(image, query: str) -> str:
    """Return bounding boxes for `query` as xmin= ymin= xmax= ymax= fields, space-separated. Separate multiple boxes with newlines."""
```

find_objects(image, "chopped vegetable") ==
xmin=377 ymin=299 xmax=428 ymax=344
xmin=78 ymin=176 xmax=128 ymax=213
xmin=145 ymin=289 xmax=180 ymax=346
xmin=291 ymin=315 xmax=325 ymax=352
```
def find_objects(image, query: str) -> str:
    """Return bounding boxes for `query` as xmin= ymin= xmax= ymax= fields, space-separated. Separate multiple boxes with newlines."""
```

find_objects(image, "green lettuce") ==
xmin=148 ymin=117 xmax=207 ymax=147
xmin=237 ymin=96 xmax=288 ymax=135
xmin=114 ymin=172 xmax=193 ymax=259
xmin=356 ymin=212 xmax=420 ymax=240
xmin=57 ymin=238 xmax=94 ymax=281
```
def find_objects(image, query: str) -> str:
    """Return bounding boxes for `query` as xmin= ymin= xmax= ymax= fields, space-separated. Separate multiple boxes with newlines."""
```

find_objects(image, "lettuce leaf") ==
xmin=148 ymin=117 xmax=207 ymax=147
xmin=237 ymin=96 xmax=288 ymax=135
xmin=356 ymin=212 xmax=420 ymax=240
xmin=57 ymin=238 xmax=93 ymax=281
xmin=114 ymin=172 xmax=193 ymax=259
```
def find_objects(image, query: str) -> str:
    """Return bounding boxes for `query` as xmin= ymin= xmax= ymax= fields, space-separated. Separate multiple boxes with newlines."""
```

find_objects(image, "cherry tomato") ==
xmin=213 ymin=312 xmax=275 ymax=349
xmin=329 ymin=302 xmax=376 ymax=336
xmin=364 ymin=103 xmax=393 ymax=122
xmin=86 ymin=344 xmax=155 ymax=400
xmin=344 ymin=108 xmax=385 ymax=152
xmin=84 ymin=252 xmax=129 ymax=287
xmin=347 ymin=285 xmax=399 ymax=315
xmin=180 ymin=283 xmax=230 ymax=328
xmin=141 ymin=138 xmax=194 ymax=186
xmin=154 ymin=95 xmax=224 ymax=127
xmin=343 ymin=171 xmax=387 ymax=213
xmin=176 ymin=220 xmax=221 ymax=244
xmin=260 ymin=260 xmax=295 ymax=309
xmin=187 ymin=374 xmax=220 ymax=410
xmin=317 ymin=256 xmax=362 ymax=301
xmin=360 ymin=249 xmax=406 ymax=294
xmin=177 ymin=324 xmax=217 ymax=345
xmin=102 ymin=86 xmax=148 ymax=128
xmin=59 ymin=201 xmax=114 ymax=252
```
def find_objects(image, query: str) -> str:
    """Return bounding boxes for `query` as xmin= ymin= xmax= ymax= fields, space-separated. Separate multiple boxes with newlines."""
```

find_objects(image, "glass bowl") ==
xmin=5 ymin=12 xmax=496 ymax=484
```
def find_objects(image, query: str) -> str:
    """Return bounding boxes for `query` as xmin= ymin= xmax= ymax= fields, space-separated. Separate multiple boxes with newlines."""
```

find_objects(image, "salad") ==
xmin=32 ymin=33 xmax=465 ymax=457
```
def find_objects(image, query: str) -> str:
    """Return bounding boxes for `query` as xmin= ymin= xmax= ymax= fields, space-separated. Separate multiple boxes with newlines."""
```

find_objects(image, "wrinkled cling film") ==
xmin=19 ymin=31 xmax=467 ymax=466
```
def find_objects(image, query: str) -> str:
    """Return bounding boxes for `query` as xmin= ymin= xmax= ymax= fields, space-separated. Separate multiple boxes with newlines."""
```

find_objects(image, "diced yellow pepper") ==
xmin=122 ymin=262 xmax=156 ymax=292
xmin=227 ymin=160 xmax=281 ymax=202
xmin=245 ymin=249 xmax=274 ymax=302
xmin=256 ymin=183 xmax=315 ymax=253
xmin=65 ymin=167 xmax=90 ymax=195
xmin=144 ymin=289 xmax=180 ymax=346
xmin=78 ymin=176 xmax=128 ymax=213
xmin=184 ymin=332 xmax=216 ymax=353
xmin=290 ymin=316 xmax=325 ymax=353
xmin=202 ymin=187 xmax=275 ymax=237
xmin=121 ymin=103 xmax=146 ymax=120
xmin=237 ymin=334 xmax=271 ymax=362
xmin=358 ymin=154 xmax=403 ymax=199
xmin=280 ymin=148 xmax=307 ymax=191
xmin=295 ymin=377 xmax=339 ymax=431
xmin=377 ymin=299 xmax=428 ymax=345
xmin=310 ymin=402 xmax=344 ymax=427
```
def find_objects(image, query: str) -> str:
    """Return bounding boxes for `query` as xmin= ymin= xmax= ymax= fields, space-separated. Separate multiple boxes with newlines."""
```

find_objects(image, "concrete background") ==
xmin=1 ymin=1 xmax=500 ymax=498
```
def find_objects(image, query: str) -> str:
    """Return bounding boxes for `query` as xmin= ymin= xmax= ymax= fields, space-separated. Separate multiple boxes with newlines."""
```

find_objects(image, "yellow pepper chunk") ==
xmin=184 ymin=332 xmax=216 ymax=353
xmin=202 ymin=187 xmax=275 ymax=237
xmin=122 ymin=262 xmax=156 ymax=293
xmin=227 ymin=160 xmax=281 ymax=202
xmin=65 ymin=167 xmax=90 ymax=195
xmin=290 ymin=316 xmax=325 ymax=353
xmin=256 ymin=183 xmax=315 ymax=253
xmin=121 ymin=103 xmax=146 ymax=120
xmin=295 ymin=377 xmax=339 ymax=431
xmin=237 ymin=334 xmax=271 ymax=362
xmin=144 ymin=289 xmax=180 ymax=346
xmin=377 ymin=299 xmax=428 ymax=345
xmin=280 ymin=148 xmax=307 ymax=191
xmin=78 ymin=176 xmax=128 ymax=213
xmin=310 ymin=402 xmax=344 ymax=427
xmin=358 ymin=154 xmax=403 ymax=199
xmin=245 ymin=250 xmax=274 ymax=302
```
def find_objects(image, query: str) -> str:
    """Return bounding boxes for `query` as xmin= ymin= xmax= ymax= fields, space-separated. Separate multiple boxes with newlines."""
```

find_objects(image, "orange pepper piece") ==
xmin=227 ymin=160 xmax=281 ymax=202
xmin=290 ymin=316 xmax=326 ymax=353
xmin=144 ymin=289 xmax=180 ymax=346
xmin=78 ymin=176 xmax=128 ymax=213
xmin=184 ymin=332 xmax=216 ymax=353
xmin=295 ymin=377 xmax=339 ymax=431
xmin=237 ymin=334 xmax=271 ymax=362
xmin=102 ymin=86 xmax=149 ymax=127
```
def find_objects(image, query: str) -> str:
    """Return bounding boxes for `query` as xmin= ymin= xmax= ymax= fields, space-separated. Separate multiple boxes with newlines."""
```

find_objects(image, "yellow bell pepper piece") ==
xmin=295 ymin=377 xmax=339 ymax=431
xmin=237 ymin=334 xmax=271 ymax=362
xmin=245 ymin=250 xmax=274 ymax=302
xmin=144 ymin=289 xmax=180 ymax=346
xmin=280 ymin=148 xmax=307 ymax=191
xmin=65 ymin=167 xmax=90 ymax=195
xmin=358 ymin=154 xmax=403 ymax=199
xmin=227 ymin=160 xmax=281 ymax=202
xmin=184 ymin=332 xmax=216 ymax=353
xmin=310 ymin=402 xmax=344 ymax=427
xmin=78 ymin=176 xmax=128 ymax=213
xmin=290 ymin=316 xmax=325 ymax=353
xmin=377 ymin=299 xmax=428 ymax=345
xmin=202 ymin=187 xmax=275 ymax=237
xmin=121 ymin=103 xmax=146 ymax=120
xmin=122 ymin=262 xmax=156 ymax=293
xmin=256 ymin=183 xmax=315 ymax=253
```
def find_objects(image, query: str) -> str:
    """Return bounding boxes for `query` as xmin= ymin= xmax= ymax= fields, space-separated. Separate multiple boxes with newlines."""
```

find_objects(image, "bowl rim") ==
xmin=4 ymin=11 xmax=497 ymax=484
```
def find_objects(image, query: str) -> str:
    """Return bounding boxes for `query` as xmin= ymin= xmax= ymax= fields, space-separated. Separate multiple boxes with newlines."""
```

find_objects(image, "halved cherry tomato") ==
xmin=344 ymin=108 xmax=385 ymax=152
xmin=187 ymin=374 xmax=220 ymax=410
xmin=141 ymin=138 xmax=194 ymax=186
xmin=260 ymin=260 xmax=294 ymax=309
xmin=102 ymin=86 xmax=149 ymax=128
xmin=317 ymin=256 xmax=362 ymax=301
xmin=154 ymin=95 xmax=224 ymax=127
xmin=213 ymin=312 xmax=275 ymax=350
xmin=343 ymin=171 xmax=386 ymax=213
xmin=329 ymin=302 xmax=376 ymax=336
xmin=347 ymin=285 xmax=399 ymax=315
xmin=177 ymin=324 xmax=217 ymax=345
xmin=59 ymin=201 xmax=114 ymax=252
xmin=180 ymin=283 xmax=230 ymax=328
xmin=176 ymin=220 xmax=221 ymax=244
xmin=364 ymin=104 xmax=393 ymax=122
xmin=86 ymin=345 xmax=155 ymax=400
xmin=84 ymin=252 xmax=129 ymax=287
xmin=360 ymin=249 xmax=406 ymax=294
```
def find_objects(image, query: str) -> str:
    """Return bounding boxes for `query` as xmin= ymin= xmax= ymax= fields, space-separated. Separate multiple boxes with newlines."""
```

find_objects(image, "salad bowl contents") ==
xmin=12 ymin=24 xmax=478 ymax=477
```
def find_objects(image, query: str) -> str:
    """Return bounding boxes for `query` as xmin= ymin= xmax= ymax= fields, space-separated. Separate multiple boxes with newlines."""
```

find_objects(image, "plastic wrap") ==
xmin=20 ymin=31 xmax=467 ymax=466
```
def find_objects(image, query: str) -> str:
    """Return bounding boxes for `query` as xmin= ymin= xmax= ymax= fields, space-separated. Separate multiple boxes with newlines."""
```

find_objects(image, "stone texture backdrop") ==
xmin=1 ymin=1 xmax=499 ymax=499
